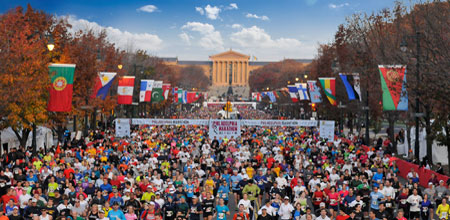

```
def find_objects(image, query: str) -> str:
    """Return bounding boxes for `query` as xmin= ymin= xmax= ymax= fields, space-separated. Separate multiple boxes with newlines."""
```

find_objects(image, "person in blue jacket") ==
xmin=107 ymin=202 xmax=126 ymax=220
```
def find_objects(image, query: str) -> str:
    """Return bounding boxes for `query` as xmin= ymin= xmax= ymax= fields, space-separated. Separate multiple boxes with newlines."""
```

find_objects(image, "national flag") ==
xmin=182 ymin=91 xmax=188 ymax=104
xmin=295 ymin=83 xmax=310 ymax=100
xmin=339 ymin=73 xmax=361 ymax=101
xmin=117 ymin=76 xmax=135 ymax=104
xmin=139 ymin=80 xmax=154 ymax=102
xmin=203 ymin=92 xmax=208 ymax=101
xmin=251 ymin=92 xmax=262 ymax=101
xmin=267 ymin=91 xmax=277 ymax=102
xmin=319 ymin=78 xmax=337 ymax=106
xmin=48 ymin=64 xmax=76 ymax=112
xmin=378 ymin=65 xmax=408 ymax=111
xmin=91 ymin=72 xmax=116 ymax=100
xmin=187 ymin=92 xmax=200 ymax=103
xmin=162 ymin=83 xmax=171 ymax=100
xmin=307 ymin=81 xmax=322 ymax=103
xmin=173 ymin=87 xmax=178 ymax=103
xmin=177 ymin=89 xmax=183 ymax=103
xmin=151 ymin=81 xmax=163 ymax=103
xmin=287 ymin=85 xmax=299 ymax=103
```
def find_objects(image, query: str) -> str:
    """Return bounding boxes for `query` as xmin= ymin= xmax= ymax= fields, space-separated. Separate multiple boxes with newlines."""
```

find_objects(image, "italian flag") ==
xmin=47 ymin=64 xmax=76 ymax=112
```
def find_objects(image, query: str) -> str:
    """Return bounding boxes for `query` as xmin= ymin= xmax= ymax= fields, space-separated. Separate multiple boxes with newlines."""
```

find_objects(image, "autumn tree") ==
xmin=177 ymin=65 xmax=210 ymax=90
xmin=0 ymin=5 xmax=71 ymax=149
xmin=249 ymin=60 xmax=308 ymax=91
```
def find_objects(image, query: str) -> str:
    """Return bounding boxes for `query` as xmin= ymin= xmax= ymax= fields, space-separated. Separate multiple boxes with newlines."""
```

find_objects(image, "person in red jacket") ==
xmin=312 ymin=185 xmax=325 ymax=211
xmin=336 ymin=209 xmax=350 ymax=220
xmin=233 ymin=204 xmax=249 ymax=220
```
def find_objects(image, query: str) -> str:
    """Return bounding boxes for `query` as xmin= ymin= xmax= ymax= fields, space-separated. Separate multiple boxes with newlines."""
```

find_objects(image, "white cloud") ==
xmin=328 ymin=3 xmax=349 ymax=9
xmin=231 ymin=24 xmax=242 ymax=29
xmin=137 ymin=5 xmax=158 ymax=13
xmin=226 ymin=3 xmax=238 ymax=10
xmin=230 ymin=26 xmax=301 ymax=49
xmin=66 ymin=15 xmax=163 ymax=52
xmin=195 ymin=7 xmax=204 ymax=15
xmin=182 ymin=22 xmax=224 ymax=51
xmin=204 ymin=5 xmax=221 ymax=20
xmin=179 ymin=32 xmax=192 ymax=45
xmin=246 ymin=13 xmax=269 ymax=21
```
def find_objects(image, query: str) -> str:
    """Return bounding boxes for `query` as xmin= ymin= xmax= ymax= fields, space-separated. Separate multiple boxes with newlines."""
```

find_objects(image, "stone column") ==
xmin=212 ymin=61 xmax=216 ymax=84
xmin=240 ymin=61 xmax=243 ymax=85
xmin=245 ymin=61 xmax=248 ymax=84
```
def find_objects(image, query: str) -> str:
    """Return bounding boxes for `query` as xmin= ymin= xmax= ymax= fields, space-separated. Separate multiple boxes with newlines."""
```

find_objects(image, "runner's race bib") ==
xmin=422 ymin=207 xmax=428 ymax=212
xmin=218 ymin=213 xmax=225 ymax=219
xmin=442 ymin=212 xmax=448 ymax=219
xmin=206 ymin=207 xmax=212 ymax=212
xmin=166 ymin=211 xmax=173 ymax=217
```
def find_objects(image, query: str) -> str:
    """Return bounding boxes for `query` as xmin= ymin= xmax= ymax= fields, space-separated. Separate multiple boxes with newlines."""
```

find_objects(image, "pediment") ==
xmin=209 ymin=50 xmax=250 ymax=60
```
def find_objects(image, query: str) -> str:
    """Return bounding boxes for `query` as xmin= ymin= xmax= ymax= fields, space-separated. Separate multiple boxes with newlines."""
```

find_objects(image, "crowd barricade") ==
xmin=340 ymin=137 xmax=449 ymax=187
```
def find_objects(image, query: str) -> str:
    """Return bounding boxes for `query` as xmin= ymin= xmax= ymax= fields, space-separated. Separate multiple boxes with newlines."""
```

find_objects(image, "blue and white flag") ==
xmin=287 ymin=85 xmax=299 ymax=102
xmin=182 ymin=90 xmax=188 ymax=104
xmin=295 ymin=83 xmax=310 ymax=100
xmin=339 ymin=73 xmax=361 ymax=101
xmin=307 ymin=81 xmax=322 ymax=103
xmin=267 ymin=91 xmax=277 ymax=102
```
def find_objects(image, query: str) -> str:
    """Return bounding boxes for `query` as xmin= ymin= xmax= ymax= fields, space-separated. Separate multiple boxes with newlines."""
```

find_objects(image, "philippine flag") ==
xmin=90 ymin=72 xmax=116 ymax=100
xmin=117 ymin=76 xmax=135 ymax=104
xmin=287 ymin=85 xmax=299 ymax=103
xmin=139 ymin=80 xmax=154 ymax=102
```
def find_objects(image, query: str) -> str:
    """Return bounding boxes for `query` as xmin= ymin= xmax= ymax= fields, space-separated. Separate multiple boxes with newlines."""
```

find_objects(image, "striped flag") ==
xmin=307 ymin=81 xmax=322 ymax=103
xmin=162 ymin=83 xmax=171 ymax=100
xmin=295 ymin=83 xmax=310 ymax=100
xmin=182 ymin=91 xmax=188 ymax=104
xmin=287 ymin=85 xmax=299 ymax=103
xmin=118 ymin=76 xmax=135 ymax=104
xmin=172 ymin=87 xmax=178 ymax=103
xmin=318 ymin=77 xmax=337 ymax=106
xmin=139 ymin=80 xmax=154 ymax=102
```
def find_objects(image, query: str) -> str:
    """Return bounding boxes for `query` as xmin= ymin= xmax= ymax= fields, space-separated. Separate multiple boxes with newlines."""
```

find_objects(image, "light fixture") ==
xmin=295 ymin=77 xmax=299 ymax=82
xmin=304 ymin=75 xmax=308 ymax=79
xmin=118 ymin=64 xmax=123 ymax=70
xmin=400 ymin=38 xmax=408 ymax=53
xmin=47 ymin=36 xmax=55 ymax=51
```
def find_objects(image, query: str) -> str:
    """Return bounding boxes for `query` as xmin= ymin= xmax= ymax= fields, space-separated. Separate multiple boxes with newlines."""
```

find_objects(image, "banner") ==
xmin=151 ymin=81 xmax=163 ymax=103
xmin=91 ymin=72 xmax=116 ymax=100
xmin=319 ymin=120 xmax=335 ymax=142
xmin=295 ymin=83 xmax=310 ymax=100
xmin=139 ymin=80 xmax=154 ymax=102
xmin=115 ymin=118 xmax=131 ymax=137
xmin=162 ymin=83 xmax=171 ymax=100
xmin=319 ymin=78 xmax=337 ymax=106
xmin=287 ymin=85 xmax=299 ymax=103
xmin=307 ymin=81 xmax=322 ymax=103
xmin=209 ymin=120 xmax=241 ymax=139
xmin=48 ymin=64 xmax=76 ymax=112
xmin=378 ymin=65 xmax=408 ymax=111
xmin=267 ymin=91 xmax=277 ymax=102
xmin=132 ymin=119 xmax=209 ymax=126
xmin=339 ymin=73 xmax=361 ymax=101
xmin=187 ymin=92 xmax=200 ymax=103
xmin=117 ymin=76 xmax=135 ymax=104
xmin=241 ymin=120 xmax=318 ymax=127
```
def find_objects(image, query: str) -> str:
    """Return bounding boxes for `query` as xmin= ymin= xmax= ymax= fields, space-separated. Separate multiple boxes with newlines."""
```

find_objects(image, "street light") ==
xmin=295 ymin=77 xmax=299 ymax=82
xmin=118 ymin=64 xmax=123 ymax=70
xmin=47 ymin=35 xmax=55 ymax=51
xmin=401 ymin=32 xmax=422 ymax=161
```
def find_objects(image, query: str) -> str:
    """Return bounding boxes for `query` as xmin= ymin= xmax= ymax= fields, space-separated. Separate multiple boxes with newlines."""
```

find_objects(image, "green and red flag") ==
xmin=318 ymin=77 xmax=337 ymax=106
xmin=47 ymin=64 xmax=76 ymax=112
xmin=378 ymin=65 xmax=408 ymax=111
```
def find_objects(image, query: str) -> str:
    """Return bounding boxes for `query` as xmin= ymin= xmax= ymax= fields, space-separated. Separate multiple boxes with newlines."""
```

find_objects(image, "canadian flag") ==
xmin=117 ymin=76 xmax=135 ymax=104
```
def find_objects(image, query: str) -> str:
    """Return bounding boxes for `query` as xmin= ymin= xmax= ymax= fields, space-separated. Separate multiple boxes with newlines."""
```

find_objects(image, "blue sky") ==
xmin=0 ymin=0 xmax=403 ymax=61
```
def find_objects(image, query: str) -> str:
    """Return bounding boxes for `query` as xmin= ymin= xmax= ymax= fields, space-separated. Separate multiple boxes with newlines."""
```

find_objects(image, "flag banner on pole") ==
xmin=117 ymin=76 xmax=135 ymax=104
xmin=178 ymin=89 xmax=183 ymax=103
xmin=319 ymin=77 xmax=337 ymax=106
xmin=151 ymin=81 xmax=163 ymax=103
xmin=91 ymin=72 xmax=116 ymax=100
xmin=307 ymin=80 xmax=322 ymax=103
xmin=173 ymin=87 xmax=178 ymax=103
xmin=287 ymin=85 xmax=299 ymax=103
xmin=139 ymin=80 xmax=154 ymax=102
xmin=182 ymin=91 xmax=188 ymax=104
xmin=267 ymin=91 xmax=277 ymax=102
xmin=162 ymin=83 xmax=171 ymax=100
xmin=48 ymin=64 xmax=76 ymax=112
xmin=187 ymin=92 xmax=200 ymax=103
xmin=339 ymin=73 xmax=361 ymax=101
xmin=295 ymin=83 xmax=310 ymax=100
xmin=378 ymin=65 xmax=408 ymax=111
xmin=203 ymin=92 xmax=208 ymax=101
xmin=252 ymin=92 xmax=261 ymax=101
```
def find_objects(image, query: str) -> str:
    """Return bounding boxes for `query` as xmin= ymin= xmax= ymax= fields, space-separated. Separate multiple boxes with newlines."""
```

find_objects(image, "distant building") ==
xmin=162 ymin=50 xmax=312 ymax=98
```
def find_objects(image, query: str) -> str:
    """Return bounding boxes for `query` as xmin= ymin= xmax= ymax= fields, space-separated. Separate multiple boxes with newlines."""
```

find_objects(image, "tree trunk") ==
xmin=424 ymin=104 xmax=433 ymax=164
xmin=388 ymin=112 xmax=397 ymax=154
xmin=11 ymin=128 xmax=31 ymax=149
xmin=57 ymin=125 xmax=64 ymax=143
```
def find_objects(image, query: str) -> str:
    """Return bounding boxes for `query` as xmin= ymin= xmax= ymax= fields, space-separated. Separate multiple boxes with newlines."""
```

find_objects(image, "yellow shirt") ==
xmin=43 ymin=155 xmax=52 ymax=163
xmin=273 ymin=167 xmax=281 ymax=177
xmin=102 ymin=207 xmax=112 ymax=216
xmin=141 ymin=192 xmax=155 ymax=202
xmin=48 ymin=182 xmax=58 ymax=197
xmin=436 ymin=204 xmax=450 ymax=219
xmin=246 ymin=167 xmax=255 ymax=179
xmin=33 ymin=161 xmax=43 ymax=170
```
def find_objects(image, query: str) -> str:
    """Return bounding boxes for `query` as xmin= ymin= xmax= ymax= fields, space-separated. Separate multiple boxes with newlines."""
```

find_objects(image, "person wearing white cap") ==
xmin=7 ymin=206 xmax=21 ymax=220
xmin=278 ymin=196 xmax=294 ymax=220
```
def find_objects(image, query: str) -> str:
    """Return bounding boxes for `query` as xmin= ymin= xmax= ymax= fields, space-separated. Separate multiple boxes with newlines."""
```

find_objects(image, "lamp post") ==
xmin=400 ymin=32 xmax=421 ymax=161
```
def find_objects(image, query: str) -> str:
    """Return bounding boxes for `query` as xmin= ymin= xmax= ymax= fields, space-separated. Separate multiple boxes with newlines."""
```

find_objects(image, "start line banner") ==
xmin=129 ymin=118 xmax=318 ymax=127
xmin=131 ymin=118 xmax=209 ymax=126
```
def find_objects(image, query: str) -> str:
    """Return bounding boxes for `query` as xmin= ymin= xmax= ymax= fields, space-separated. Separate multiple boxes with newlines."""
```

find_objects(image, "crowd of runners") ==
xmin=0 ymin=107 xmax=449 ymax=220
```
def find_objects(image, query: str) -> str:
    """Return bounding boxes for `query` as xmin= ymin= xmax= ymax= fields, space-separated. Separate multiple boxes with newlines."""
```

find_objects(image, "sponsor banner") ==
xmin=241 ymin=120 xmax=318 ymax=127
xmin=115 ymin=119 xmax=131 ymax=137
xmin=131 ymin=119 xmax=209 ymax=126
xmin=319 ymin=120 xmax=335 ymax=142
xmin=209 ymin=120 xmax=241 ymax=139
